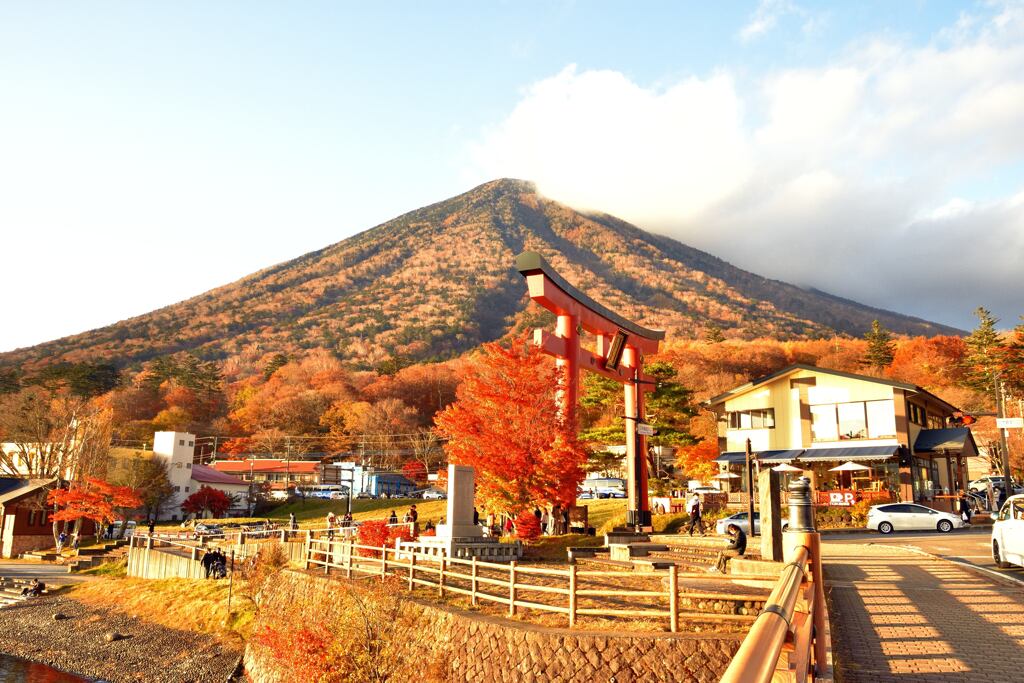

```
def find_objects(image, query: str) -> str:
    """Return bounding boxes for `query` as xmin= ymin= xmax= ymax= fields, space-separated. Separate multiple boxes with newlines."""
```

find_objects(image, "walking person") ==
xmin=388 ymin=510 xmax=398 ymax=525
xmin=201 ymin=549 xmax=215 ymax=578
xmin=540 ymin=508 xmax=550 ymax=535
xmin=148 ymin=519 xmax=155 ymax=536
xmin=687 ymin=494 xmax=705 ymax=537
xmin=326 ymin=511 xmax=336 ymax=540
xmin=958 ymin=490 xmax=972 ymax=524
xmin=289 ymin=512 xmax=297 ymax=531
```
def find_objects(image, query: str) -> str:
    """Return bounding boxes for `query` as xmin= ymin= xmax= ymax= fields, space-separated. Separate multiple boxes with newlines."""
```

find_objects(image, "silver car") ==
xmin=715 ymin=511 xmax=789 ymax=535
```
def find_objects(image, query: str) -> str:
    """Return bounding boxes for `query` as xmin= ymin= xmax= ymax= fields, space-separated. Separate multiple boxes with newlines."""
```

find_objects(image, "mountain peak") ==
xmin=0 ymin=182 xmax=961 ymax=372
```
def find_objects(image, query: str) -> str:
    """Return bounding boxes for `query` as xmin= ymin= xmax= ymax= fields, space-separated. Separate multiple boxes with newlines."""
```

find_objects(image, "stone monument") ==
xmin=398 ymin=464 xmax=521 ymax=563
xmin=436 ymin=464 xmax=482 ymax=540
xmin=758 ymin=469 xmax=783 ymax=562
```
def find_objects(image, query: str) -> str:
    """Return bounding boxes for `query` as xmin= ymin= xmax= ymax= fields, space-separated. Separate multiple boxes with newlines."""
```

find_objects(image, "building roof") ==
xmin=210 ymin=459 xmax=320 ymax=475
xmin=0 ymin=478 xmax=57 ymax=505
xmin=913 ymin=428 xmax=977 ymax=454
xmin=704 ymin=363 xmax=960 ymax=413
xmin=191 ymin=464 xmax=248 ymax=486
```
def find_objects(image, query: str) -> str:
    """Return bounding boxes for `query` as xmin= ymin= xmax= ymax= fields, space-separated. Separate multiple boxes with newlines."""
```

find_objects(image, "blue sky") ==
xmin=2 ymin=1 xmax=1022 ymax=352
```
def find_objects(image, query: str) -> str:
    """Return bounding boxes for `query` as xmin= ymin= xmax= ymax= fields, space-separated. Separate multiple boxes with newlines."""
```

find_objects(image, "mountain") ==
xmin=1 ymin=179 xmax=961 ymax=372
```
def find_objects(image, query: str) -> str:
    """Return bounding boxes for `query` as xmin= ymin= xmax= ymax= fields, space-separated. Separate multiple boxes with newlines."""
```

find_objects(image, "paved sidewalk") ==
xmin=822 ymin=542 xmax=1024 ymax=682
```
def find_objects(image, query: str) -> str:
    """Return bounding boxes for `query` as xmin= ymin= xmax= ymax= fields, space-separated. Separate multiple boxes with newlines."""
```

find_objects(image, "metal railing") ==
xmin=720 ymin=477 xmax=831 ymax=682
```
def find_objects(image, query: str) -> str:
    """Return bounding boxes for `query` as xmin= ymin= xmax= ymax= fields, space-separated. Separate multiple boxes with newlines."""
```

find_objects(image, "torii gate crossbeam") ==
xmin=516 ymin=252 xmax=666 ymax=531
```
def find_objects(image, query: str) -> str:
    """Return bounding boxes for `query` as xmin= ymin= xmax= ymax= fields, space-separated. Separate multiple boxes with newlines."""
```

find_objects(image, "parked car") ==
xmin=715 ymin=511 xmax=789 ymax=536
xmin=109 ymin=520 xmax=137 ymax=538
xmin=578 ymin=490 xmax=595 ymax=500
xmin=192 ymin=524 xmax=224 ymax=538
xmin=992 ymin=494 xmax=1024 ymax=568
xmin=355 ymin=491 xmax=377 ymax=499
xmin=421 ymin=488 xmax=447 ymax=500
xmin=968 ymin=475 xmax=1024 ymax=495
xmin=866 ymin=503 xmax=965 ymax=534
xmin=268 ymin=490 xmax=290 ymax=501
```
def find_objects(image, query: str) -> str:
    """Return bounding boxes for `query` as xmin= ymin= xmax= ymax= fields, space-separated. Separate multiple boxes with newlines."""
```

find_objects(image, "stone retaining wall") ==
xmin=245 ymin=569 xmax=743 ymax=683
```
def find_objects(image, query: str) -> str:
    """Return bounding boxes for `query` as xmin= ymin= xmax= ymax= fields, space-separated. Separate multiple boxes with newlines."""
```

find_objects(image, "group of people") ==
xmin=201 ymin=548 xmax=228 ymax=579
xmin=54 ymin=531 xmax=79 ymax=553
xmin=387 ymin=505 xmax=418 ymax=528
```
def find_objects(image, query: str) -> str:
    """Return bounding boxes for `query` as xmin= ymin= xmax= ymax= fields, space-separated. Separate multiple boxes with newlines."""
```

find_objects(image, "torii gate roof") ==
xmin=515 ymin=251 xmax=665 ymax=351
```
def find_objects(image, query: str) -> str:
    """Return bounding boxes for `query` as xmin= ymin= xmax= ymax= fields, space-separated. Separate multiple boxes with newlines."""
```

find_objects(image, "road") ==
xmin=824 ymin=526 xmax=1024 ymax=584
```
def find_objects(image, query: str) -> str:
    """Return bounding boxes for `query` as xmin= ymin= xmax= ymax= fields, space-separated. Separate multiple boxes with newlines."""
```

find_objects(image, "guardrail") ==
xmin=720 ymin=477 xmax=830 ymax=682
xmin=304 ymin=537 xmax=769 ymax=631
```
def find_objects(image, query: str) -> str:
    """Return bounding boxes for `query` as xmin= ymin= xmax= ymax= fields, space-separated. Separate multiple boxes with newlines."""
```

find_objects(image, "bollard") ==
xmin=787 ymin=476 xmax=815 ymax=532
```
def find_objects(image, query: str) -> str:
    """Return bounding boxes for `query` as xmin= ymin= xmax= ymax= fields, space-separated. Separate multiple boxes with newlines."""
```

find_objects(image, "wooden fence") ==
xmin=304 ymin=537 xmax=766 ymax=632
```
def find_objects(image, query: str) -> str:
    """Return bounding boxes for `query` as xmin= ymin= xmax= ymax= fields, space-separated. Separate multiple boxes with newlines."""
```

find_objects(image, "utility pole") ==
xmin=997 ymin=376 xmax=1014 ymax=487
xmin=745 ymin=438 xmax=757 ymax=537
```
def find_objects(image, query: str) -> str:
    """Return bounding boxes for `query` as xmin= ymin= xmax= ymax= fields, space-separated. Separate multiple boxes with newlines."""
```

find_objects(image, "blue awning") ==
xmin=797 ymin=445 xmax=898 ymax=462
xmin=715 ymin=449 xmax=804 ymax=464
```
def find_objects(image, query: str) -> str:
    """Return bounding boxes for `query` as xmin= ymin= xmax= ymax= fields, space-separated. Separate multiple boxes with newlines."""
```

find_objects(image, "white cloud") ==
xmin=469 ymin=6 xmax=1024 ymax=330
xmin=738 ymin=0 xmax=801 ymax=42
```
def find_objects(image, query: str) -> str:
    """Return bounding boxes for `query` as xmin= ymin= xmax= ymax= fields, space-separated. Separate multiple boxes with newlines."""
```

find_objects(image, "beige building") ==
xmin=706 ymin=364 xmax=978 ymax=511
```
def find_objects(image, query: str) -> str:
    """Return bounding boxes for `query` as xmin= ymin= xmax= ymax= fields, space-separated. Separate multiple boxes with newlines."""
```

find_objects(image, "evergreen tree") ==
xmin=704 ymin=323 xmax=725 ymax=344
xmin=962 ymin=307 xmax=1002 ymax=395
xmin=862 ymin=320 xmax=895 ymax=370
xmin=1001 ymin=317 xmax=1024 ymax=399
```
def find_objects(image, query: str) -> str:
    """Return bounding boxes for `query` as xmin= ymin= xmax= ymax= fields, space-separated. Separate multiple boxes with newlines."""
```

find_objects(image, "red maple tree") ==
xmin=181 ymin=485 xmax=233 ymax=518
xmin=400 ymin=460 xmax=427 ymax=483
xmin=48 ymin=478 xmax=143 ymax=538
xmin=434 ymin=338 xmax=587 ymax=516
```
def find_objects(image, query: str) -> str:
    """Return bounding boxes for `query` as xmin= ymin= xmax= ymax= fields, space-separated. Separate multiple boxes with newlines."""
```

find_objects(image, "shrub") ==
xmin=357 ymin=520 xmax=389 ymax=557
xmin=514 ymin=511 xmax=541 ymax=542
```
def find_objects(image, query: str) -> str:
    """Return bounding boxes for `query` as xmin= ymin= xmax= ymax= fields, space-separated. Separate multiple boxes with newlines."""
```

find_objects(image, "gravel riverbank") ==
xmin=0 ymin=592 xmax=243 ymax=682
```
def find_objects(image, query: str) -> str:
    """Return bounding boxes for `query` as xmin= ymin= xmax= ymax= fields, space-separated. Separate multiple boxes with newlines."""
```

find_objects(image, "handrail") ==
xmin=720 ymin=476 xmax=830 ymax=683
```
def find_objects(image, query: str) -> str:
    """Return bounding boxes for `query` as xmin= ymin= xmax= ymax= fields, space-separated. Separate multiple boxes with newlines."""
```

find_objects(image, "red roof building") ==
xmin=209 ymin=459 xmax=321 ymax=489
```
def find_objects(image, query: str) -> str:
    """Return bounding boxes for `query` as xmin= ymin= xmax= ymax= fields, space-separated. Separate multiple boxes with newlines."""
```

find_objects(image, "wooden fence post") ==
xmin=439 ymin=552 xmax=446 ymax=598
xmin=471 ymin=556 xmax=478 ymax=606
xmin=325 ymin=539 xmax=331 ymax=576
xmin=408 ymin=552 xmax=416 ymax=591
xmin=669 ymin=563 xmax=679 ymax=633
xmin=280 ymin=529 xmax=286 ymax=543
xmin=509 ymin=560 xmax=517 ymax=617
xmin=568 ymin=561 xmax=577 ymax=628
xmin=381 ymin=545 xmax=388 ymax=580
xmin=345 ymin=541 xmax=352 ymax=579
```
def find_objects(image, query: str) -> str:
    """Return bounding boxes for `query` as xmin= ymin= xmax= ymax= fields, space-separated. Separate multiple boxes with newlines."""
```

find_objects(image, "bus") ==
xmin=296 ymin=484 xmax=350 ymax=500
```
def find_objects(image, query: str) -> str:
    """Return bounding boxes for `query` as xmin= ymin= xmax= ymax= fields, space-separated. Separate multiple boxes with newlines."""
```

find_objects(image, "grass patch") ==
xmin=80 ymin=558 xmax=128 ymax=577
xmin=521 ymin=534 xmax=603 ymax=563
xmin=71 ymin=576 xmax=256 ymax=639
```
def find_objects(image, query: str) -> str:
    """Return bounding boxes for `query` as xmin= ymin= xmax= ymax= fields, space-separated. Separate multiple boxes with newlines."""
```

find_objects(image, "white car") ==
xmin=421 ymin=488 xmax=446 ymax=500
xmin=689 ymin=486 xmax=723 ymax=495
xmin=992 ymin=494 xmax=1024 ymax=568
xmin=867 ymin=503 xmax=965 ymax=534
xmin=715 ymin=512 xmax=789 ymax=536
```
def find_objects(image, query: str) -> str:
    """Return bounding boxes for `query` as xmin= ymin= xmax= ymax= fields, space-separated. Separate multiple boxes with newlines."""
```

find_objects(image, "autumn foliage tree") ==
xmin=47 ymin=478 xmax=143 ymax=542
xmin=434 ymin=339 xmax=587 ymax=516
xmin=181 ymin=486 xmax=233 ymax=519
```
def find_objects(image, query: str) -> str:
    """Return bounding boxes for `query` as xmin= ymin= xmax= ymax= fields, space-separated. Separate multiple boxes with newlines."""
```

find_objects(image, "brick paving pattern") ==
xmin=823 ymin=542 xmax=1024 ymax=682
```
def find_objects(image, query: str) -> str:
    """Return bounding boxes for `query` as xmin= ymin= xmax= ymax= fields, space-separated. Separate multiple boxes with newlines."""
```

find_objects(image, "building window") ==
xmin=908 ymin=403 xmax=926 ymax=426
xmin=837 ymin=402 xmax=868 ymax=440
xmin=184 ymin=486 xmax=190 ymax=492
xmin=812 ymin=400 xmax=896 ymax=442
xmin=188 ymin=441 xmax=194 ymax=447
xmin=179 ymin=439 xmax=185 ymax=446
xmin=728 ymin=408 xmax=776 ymax=429
xmin=927 ymin=415 xmax=945 ymax=430
xmin=174 ymin=486 xmax=180 ymax=492
xmin=186 ymin=463 xmax=192 ymax=469
xmin=28 ymin=510 xmax=36 ymax=525
xmin=866 ymin=400 xmax=897 ymax=438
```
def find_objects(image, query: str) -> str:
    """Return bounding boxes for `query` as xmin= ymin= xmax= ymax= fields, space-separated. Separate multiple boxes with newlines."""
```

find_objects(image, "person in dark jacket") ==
xmin=726 ymin=524 xmax=747 ymax=555
xmin=388 ymin=510 xmax=398 ymax=525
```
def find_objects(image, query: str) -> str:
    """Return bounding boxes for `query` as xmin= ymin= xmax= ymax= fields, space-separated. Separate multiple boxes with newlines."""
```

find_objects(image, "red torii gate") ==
xmin=516 ymin=252 xmax=665 ymax=531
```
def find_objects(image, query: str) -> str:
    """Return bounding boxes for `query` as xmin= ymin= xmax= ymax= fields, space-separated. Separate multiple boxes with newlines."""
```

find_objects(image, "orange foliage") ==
xmin=675 ymin=439 xmax=720 ymax=483
xmin=435 ymin=339 xmax=587 ymax=514
xmin=48 ymin=478 xmax=142 ymax=526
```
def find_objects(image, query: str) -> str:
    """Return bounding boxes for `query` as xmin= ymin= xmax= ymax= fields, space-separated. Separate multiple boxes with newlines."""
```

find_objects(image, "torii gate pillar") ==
xmin=516 ymin=252 xmax=665 ymax=531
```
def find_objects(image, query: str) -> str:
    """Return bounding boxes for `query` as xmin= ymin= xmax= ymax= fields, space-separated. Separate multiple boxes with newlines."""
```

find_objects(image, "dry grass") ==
xmin=71 ymin=576 xmax=255 ymax=640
